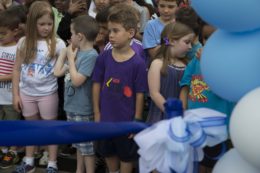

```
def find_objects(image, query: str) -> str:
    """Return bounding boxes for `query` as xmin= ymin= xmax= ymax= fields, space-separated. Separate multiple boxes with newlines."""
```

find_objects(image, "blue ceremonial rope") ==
xmin=164 ymin=98 xmax=183 ymax=119
xmin=0 ymin=121 xmax=148 ymax=146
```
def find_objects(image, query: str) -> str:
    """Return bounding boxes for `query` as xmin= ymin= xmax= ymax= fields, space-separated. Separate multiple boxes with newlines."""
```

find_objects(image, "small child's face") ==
xmin=94 ymin=0 xmax=109 ymax=12
xmin=108 ymin=22 xmax=134 ymax=49
xmin=0 ymin=27 xmax=16 ymax=46
xmin=158 ymin=0 xmax=178 ymax=23
xmin=95 ymin=22 xmax=108 ymax=45
xmin=171 ymin=33 xmax=195 ymax=58
xmin=54 ymin=0 xmax=69 ymax=14
xmin=70 ymin=24 xmax=79 ymax=49
xmin=37 ymin=14 xmax=54 ymax=39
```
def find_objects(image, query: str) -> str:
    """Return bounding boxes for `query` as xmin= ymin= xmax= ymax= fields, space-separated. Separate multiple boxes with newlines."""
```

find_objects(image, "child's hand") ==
xmin=67 ymin=44 xmax=78 ymax=62
xmin=13 ymin=95 xmax=23 ymax=113
xmin=68 ymin=0 xmax=87 ymax=15
xmin=196 ymin=48 xmax=203 ymax=60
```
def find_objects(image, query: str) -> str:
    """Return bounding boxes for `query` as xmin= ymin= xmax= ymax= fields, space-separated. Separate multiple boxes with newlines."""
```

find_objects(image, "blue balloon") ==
xmin=200 ymin=29 xmax=260 ymax=102
xmin=191 ymin=0 xmax=260 ymax=32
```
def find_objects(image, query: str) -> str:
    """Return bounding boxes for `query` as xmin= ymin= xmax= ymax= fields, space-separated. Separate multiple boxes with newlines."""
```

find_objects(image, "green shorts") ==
xmin=0 ymin=105 xmax=21 ymax=120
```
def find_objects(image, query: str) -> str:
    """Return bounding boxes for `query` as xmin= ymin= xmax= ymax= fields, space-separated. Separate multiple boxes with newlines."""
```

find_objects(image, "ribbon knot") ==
xmin=134 ymin=99 xmax=228 ymax=173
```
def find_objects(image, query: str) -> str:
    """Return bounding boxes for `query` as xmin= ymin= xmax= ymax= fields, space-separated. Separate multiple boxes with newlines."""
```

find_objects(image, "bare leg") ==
xmin=48 ymin=145 xmax=58 ymax=162
xmin=76 ymin=150 xmax=85 ymax=173
xmin=120 ymin=161 xmax=134 ymax=173
xmin=84 ymin=155 xmax=95 ymax=173
xmin=24 ymin=115 xmax=41 ymax=161
xmin=105 ymin=156 xmax=119 ymax=172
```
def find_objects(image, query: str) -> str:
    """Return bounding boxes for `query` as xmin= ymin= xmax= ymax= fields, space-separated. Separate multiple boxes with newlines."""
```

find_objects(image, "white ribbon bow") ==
xmin=134 ymin=108 xmax=228 ymax=173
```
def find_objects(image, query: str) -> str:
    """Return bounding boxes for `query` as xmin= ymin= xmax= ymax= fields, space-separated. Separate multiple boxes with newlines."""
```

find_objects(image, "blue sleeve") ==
xmin=186 ymin=42 xmax=203 ymax=60
xmin=142 ymin=20 xmax=161 ymax=49
xmin=78 ymin=51 xmax=98 ymax=77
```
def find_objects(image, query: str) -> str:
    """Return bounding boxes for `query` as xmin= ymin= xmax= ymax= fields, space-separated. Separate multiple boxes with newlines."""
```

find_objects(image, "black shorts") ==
xmin=95 ymin=135 xmax=139 ymax=162
xmin=200 ymin=140 xmax=230 ymax=168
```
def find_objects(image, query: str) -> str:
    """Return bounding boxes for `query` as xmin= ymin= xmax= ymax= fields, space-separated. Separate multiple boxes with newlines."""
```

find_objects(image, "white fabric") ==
xmin=134 ymin=108 xmax=228 ymax=173
xmin=88 ymin=1 xmax=96 ymax=18
xmin=17 ymin=37 xmax=66 ymax=96
xmin=0 ymin=45 xmax=17 ymax=104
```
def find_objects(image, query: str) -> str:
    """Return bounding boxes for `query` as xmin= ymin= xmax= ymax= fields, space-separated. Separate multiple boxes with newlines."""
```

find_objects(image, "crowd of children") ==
xmin=0 ymin=0 xmax=234 ymax=173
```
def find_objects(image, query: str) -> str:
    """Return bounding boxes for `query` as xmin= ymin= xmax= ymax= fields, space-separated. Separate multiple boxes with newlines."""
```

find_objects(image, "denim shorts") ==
xmin=66 ymin=112 xmax=95 ymax=156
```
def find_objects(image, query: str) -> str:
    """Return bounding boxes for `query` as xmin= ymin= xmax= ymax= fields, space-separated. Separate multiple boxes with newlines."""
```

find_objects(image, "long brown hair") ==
xmin=22 ymin=1 xmax=56 ymax=64
xmin=155 ymin=22 xmax=193 ymax=75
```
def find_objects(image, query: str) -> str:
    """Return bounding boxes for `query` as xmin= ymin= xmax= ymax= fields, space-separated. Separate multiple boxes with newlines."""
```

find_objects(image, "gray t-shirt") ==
xmin=64 ymin=49 xmax=98 ymax=115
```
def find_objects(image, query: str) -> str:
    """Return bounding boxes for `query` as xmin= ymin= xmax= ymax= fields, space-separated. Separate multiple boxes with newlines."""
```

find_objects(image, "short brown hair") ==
xmin=108 ymin=4 xmax=139 ymax=32
xmin=0 ymin=10 xmax=20 ymax=30
xmin=71 ymin=15 xmax=99 ymax=42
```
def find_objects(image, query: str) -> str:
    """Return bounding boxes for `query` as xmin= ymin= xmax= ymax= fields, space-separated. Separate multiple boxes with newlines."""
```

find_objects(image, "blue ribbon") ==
xmin=0 ymin=121 xmax=148 ymax=146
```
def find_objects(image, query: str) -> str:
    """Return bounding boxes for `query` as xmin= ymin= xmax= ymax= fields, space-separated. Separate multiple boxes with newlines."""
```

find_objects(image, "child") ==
xmin=103 ymin=4 xmax=148 ymax=65
xmin=142 ymin=0 xmax=178 ymax=61
xmin=57 ymin=0 xmax=89 ymax=45
xmin=179 ymin=22 xmax=234 ymax=173
xmin=12 ymin=1 xmax=66 ymax=173
xmin=92 ymin=6 xmax=148 ymax=173
xmin=54 ymin=0 xmax=70 ymax=15
xmin=147 ymin=22 xmax=194 ymax=123
xmin=95 ymin=6 xmax=110 ymax=53
xmin=56 ymin=0 xmax=89 ymax=158
xmin=109 ymin=0 xmax=150 ymax=37
xmin=54 ymin=14 xmax=99 ymax=173
xmin=6 ymin=5 xmax=27 ymax=42
xmin=0 ymin=9 xmax=21 ymax=169
xmin=175 ymin=6 xmax=201 ymax=60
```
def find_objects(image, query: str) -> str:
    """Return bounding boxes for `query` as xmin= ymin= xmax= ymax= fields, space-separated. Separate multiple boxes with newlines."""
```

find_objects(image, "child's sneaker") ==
xmin=33 ymin=151 xmax=43 ymax=159
xmin=12 ymin=162 xmax=35 ymax=173
xmin=58 ymin=146 xmax=76 ymax=158
xmin=0 ymin=151 xmax=19 ymax=169
xmin=39 ymin=151 xmax=49 ymax=166
xmin=46 ymin=166 xmax=58 ymax=173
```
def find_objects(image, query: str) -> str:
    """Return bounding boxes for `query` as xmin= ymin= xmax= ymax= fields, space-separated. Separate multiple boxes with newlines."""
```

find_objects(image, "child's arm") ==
xmin=54 ymin=48 xmax=68 ymax=77
xmin=12 ymin=48 xmax=23 ymax=112
xmin=135 ymin=92 xmax=144 ymax=121
xmin=92 ymin=82 xmax=101 ymax=122
xmin=0 ymin=74 xmax=12 ymax=81
xmin=147 ymin=45 xmax=160 ymax=60
xmin=148 ymin=59 xmax=166 ymax=111
xmin=67 ymin=45 xmax=87 ymax=87
xmin=179 ymin=86 xmax=189 ymax=110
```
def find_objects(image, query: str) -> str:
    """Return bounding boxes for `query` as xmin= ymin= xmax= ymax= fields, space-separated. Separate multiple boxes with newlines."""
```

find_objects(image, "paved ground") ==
xmin=0 ymin=150 xmax=107 ymax=173
xmin=1 ymin=155 xmax=77 ymax=173
xmin=1 ymin=167 xmax=72 ymax=173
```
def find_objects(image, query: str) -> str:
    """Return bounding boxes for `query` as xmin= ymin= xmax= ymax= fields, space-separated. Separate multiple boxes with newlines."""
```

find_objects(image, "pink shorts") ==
xmin=20 ymin=92 xmax=59 ymax=120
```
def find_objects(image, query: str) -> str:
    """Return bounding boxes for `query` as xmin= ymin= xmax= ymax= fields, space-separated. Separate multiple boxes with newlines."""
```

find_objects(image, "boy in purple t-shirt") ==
xmin=92 ymin=4 xmax=148 ymax=173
